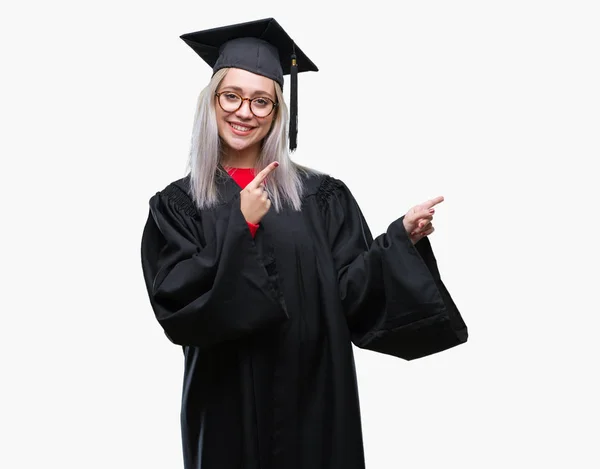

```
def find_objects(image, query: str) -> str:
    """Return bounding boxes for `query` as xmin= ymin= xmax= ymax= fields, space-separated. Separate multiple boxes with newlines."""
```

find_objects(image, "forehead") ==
xmin=219 ymin=68 xmax=275 ymax=95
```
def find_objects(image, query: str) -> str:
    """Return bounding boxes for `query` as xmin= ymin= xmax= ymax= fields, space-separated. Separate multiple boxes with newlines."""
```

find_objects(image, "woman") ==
xmin=141 ymin=18 xmax=467 ymax=469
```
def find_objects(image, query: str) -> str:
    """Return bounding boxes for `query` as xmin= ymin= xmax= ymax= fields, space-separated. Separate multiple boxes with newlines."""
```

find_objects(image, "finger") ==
xmin=247 ymin=162 xmax=279 ymax=190
xmin=407 ymin=210 xmax=433 ymax=223
xmin=414 ymin=214 xmax=433 ymax=228
xmin=422 ymin=226 xmax=435 ymax=236
xmin=260 ymin=191 xmax=269 ymax=202
xmin=412 ymin=225 xmax=431 ymax=238
xmin=246 ymin=187 xmax=262 ymax=198
xmin=421 ymin=196 xmax=445 ymax=210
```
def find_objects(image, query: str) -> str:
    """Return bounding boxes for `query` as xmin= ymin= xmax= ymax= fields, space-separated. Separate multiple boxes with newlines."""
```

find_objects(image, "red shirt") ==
xmin=226 ymin=167 xmax=260 ymax=237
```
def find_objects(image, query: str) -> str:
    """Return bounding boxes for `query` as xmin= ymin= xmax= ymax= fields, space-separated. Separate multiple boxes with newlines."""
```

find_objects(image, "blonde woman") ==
xmin=141 ymin=17 xmax=468 ymax=469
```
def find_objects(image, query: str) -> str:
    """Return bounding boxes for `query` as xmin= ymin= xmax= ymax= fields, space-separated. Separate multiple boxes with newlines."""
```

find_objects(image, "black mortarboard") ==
xmin=180 ymin=18 xmax=318 ymax=151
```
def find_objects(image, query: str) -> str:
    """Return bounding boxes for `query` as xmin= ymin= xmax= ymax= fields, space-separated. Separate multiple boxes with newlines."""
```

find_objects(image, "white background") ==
xmin=2 ymin=0 xmax=599 ymax=468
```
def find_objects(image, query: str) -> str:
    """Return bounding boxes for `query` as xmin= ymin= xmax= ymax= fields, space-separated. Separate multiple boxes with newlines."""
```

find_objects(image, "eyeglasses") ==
xmin=215 ymin=91 xmax=278 ymax=118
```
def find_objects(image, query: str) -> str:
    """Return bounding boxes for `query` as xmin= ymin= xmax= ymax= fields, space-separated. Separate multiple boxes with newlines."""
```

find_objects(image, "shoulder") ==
xmin=296 ymin=164 xmax=345 ymax=196
xmin=297 ymin=165 xmax=349 ymax=208
xmin=150 ymin=175 xmax=198 ymax=218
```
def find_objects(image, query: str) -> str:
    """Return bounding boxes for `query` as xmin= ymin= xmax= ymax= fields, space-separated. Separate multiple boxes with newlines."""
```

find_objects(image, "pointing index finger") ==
xmin=247 ymin=162 xmax=279 ymax=190
xmin=422 ymin=196 xmax=445 ymax=210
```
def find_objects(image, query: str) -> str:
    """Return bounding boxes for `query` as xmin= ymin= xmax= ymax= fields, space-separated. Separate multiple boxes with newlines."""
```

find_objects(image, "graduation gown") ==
xmin=140 ymin=169 xmax=467 ymax=469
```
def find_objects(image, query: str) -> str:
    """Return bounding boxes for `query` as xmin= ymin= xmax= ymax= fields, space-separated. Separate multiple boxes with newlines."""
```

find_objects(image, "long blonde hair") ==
xmin=186 ymin=68 xmax=316 ymax=211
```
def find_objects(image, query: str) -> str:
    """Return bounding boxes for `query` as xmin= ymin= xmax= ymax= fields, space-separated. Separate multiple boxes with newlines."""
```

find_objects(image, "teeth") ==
xmin=231 ymin=123 xmax=252 ymax=131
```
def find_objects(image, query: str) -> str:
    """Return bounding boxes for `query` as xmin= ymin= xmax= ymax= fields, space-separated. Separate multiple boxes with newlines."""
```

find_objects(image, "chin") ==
xmin=222 ymin=137 xmax=256 ymax=152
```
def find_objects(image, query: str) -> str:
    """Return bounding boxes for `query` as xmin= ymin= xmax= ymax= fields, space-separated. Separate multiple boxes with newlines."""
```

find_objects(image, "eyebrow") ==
xmin=220 ymin=85 xmax=275 ymax=100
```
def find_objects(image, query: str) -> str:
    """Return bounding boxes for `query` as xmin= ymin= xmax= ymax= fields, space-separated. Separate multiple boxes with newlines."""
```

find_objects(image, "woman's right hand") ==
xmin=240 ymin=161 xmax=279 ymax=225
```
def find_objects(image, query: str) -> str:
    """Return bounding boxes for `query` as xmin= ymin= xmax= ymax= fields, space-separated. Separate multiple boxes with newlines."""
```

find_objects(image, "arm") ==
xmin=141 ymin=184 xmax=287 ymax=348
xmin=321 ymin=177 xmax=467 ymax=360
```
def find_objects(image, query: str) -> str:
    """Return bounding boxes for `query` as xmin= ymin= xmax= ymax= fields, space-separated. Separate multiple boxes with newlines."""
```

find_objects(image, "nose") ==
xmin=235 ymin=99 xmax=254 ymax=119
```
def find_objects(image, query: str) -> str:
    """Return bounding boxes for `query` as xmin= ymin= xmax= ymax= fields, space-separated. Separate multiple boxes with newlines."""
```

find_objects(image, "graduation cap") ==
xmin=180 ymin=18 xmax=318 ymax=151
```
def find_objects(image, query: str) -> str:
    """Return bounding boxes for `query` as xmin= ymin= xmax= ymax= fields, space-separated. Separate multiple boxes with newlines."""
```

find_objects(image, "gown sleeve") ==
xmin=141 ymin=183 xmax=288 ymax=348
xmin=319 ymin=176 xmax=468 ymax=360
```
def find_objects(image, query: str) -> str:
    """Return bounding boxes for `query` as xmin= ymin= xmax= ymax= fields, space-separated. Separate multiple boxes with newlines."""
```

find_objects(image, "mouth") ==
xmin=228 ymin=122 xmax=255 ymax=136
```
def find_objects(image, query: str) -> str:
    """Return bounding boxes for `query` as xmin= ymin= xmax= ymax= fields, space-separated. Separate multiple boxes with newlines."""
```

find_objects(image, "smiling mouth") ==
xmin=229 ymin=122 xmax=254 ymax=132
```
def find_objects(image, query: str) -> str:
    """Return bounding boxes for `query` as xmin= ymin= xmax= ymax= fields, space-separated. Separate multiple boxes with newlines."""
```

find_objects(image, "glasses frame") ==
xmin=215 ymin=91 xmax=278 ymax=118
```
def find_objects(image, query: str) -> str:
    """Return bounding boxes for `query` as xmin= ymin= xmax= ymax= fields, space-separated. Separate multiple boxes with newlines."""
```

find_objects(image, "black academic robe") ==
xmin=140 ymin=169 xmax=467 ymax=469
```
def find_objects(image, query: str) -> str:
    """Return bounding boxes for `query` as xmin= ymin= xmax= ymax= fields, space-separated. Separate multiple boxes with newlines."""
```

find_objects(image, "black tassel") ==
xmin=289 ymin=51 xmax=298 ymax=152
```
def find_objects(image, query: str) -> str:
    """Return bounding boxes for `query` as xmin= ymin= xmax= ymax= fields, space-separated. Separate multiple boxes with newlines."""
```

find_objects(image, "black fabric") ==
xmin=180 ymin=17 xmax=318 ymax=88
xmin=320 ymin=177 xmax=468 ymax=360
xmin=141 ymin=170 xmax=468 ymax=469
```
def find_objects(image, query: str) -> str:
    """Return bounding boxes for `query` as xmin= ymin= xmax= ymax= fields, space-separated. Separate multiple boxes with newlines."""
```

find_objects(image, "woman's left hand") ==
xmin=402 ymin=196 xmax=444 ymax=244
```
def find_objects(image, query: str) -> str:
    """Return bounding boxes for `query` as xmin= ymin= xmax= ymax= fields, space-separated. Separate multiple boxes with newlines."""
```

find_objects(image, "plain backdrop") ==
xmin=2 ymin=1 xmax=599 ymax=468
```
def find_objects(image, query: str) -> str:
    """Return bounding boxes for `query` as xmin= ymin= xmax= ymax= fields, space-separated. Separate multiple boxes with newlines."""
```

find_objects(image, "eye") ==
xmin=223 ymin=93 xmax=240 ymax=101
xmin=253 ymin=98 xmax=270 ymax=107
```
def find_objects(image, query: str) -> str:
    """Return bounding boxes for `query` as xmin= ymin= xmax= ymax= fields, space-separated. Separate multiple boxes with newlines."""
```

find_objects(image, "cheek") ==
xmin=258 ymin=117 xmax=275 ymax=139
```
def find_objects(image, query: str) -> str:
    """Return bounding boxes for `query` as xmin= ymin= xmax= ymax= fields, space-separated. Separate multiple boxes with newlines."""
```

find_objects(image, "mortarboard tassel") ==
xmin=289 ymin=50 xmax=298 ymax=151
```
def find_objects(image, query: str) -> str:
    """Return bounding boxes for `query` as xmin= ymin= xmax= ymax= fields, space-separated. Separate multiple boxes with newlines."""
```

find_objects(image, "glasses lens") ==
xmin=251 ymin=98 xmax=274 ymax=117
xmin=219 ymin=93 xmax=242 ymax=112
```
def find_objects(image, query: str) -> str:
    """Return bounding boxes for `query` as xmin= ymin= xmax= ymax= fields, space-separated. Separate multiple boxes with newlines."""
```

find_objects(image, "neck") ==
xmin=221 ymin=144 xmax=260 ymax=169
